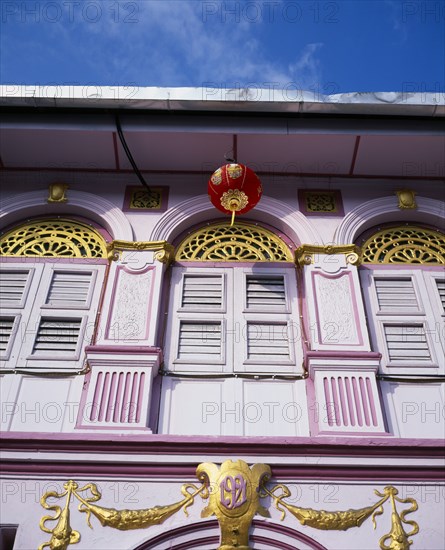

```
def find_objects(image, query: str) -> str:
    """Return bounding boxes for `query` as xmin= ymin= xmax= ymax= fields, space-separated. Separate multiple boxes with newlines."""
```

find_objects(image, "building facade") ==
xmin=0 ymin=87 xmax=444 ymax=550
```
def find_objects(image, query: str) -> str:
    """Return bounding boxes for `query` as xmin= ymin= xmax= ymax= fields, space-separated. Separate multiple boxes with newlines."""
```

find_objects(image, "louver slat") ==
xmin=436 ymin=279 xmax=445 ymax=311
xmin=0 ymin=317 xmax=15 ymax=353
xmin=384 ymin=324 xmax=431 ymax=361
xmin=178 ymin=322 xmax=221 ymax=358
xmin=246 ymin=276 xmax=286 ymax=308
xmin=374 ymin=278 xmax=418 ymax=311
xmin=181 ymin=275 xmax=223 ymax=309
xmin=46 ymin=271 xmax=92 ymax=306
xmin=0 ymin=270 xmax=29 ymax=304
xmin=33 ymin=319 xmax=82 ymax=355
xmin=247 ymin=322 xmax=290 ymax=361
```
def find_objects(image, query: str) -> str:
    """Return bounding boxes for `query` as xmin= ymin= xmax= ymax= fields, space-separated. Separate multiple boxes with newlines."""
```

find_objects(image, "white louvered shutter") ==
xmin=17 ymin=263 xmax=105 ymax=370
xmin=0 ymin=270 xmax=31 ymax=307
xmin=167 ymin=269 xmax=227 ymax=371
xmin=236 ymin=269 xmax=297 ymax=373
xmin=361 ymin=269 xmax=444 ymax=373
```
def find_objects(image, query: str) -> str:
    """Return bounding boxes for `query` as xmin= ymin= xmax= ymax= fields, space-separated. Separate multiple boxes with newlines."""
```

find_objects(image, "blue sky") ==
xmin=1 ymin=0 xmax=444 ymax=94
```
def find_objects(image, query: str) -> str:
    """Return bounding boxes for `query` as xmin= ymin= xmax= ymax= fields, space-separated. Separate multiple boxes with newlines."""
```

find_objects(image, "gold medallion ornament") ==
xmin=197 ymin=460 xmax=271 ymax=550
xmin=396 ymin=189 xmax=417 ymax=210
xmin=47 ymin=183 xmax=69 ymax=203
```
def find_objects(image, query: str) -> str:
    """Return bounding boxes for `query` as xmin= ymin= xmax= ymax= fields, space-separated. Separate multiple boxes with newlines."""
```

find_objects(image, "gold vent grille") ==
xmin=362 ymin=225 xmax=445 ymax=264
xmin=0 ymin=219 xmax=108 ymax=258
xmin=175 ymin=222 xmax=293 ymax=262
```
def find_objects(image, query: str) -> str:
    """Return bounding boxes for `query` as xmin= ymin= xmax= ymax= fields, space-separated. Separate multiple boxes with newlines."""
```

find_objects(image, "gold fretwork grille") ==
xmin=175 ymin=222 xmax=293 ymax=262
xmin=0 ymin=219 xmax=108 ymax=258
xmin=305 ymin=191 xmax=337 ymax=212
xmin=362 ymin=225 xmax=445 ymax=264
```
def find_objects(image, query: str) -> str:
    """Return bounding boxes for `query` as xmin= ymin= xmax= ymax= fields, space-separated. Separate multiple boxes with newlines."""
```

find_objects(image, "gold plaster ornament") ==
xmin=47 ymin=183 xmax=68 ymax=203
xmin=197 ymin=460 xmax=271 ymax=550
xmin=73 ymin=481 xmax=203 ymax=530
xmin=264 ymin=484 xmax=419 ymax=550
xmin=396 ymin=189 xmax=417 ymax=209
xmin=38 ymin=469 xmax=420 ymax=550
xmin=39 ymin=481 xmax=80 ymax=550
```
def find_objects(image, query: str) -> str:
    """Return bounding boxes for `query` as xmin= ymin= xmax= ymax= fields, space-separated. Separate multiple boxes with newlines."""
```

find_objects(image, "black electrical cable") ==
xmin=115 ymin=113 xmax=153 ymax=195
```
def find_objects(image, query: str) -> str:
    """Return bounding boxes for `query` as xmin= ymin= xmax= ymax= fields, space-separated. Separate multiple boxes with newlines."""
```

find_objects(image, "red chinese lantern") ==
xmin=208 ymin=163 xmax=263 ymax=225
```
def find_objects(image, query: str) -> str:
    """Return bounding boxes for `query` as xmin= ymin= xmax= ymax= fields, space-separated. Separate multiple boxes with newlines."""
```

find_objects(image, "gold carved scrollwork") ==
xmin=362 ymin=225 xmax=445 ymax=264
xmin=0 ymin=219 xmax=108 ymax=258
xmin=175 ymin=222 xmax=293 ymax=262
xmin=295 ymin=244 xmax=362 ymax=267
xmin=110 ymin=240 xmax=175 ymax=265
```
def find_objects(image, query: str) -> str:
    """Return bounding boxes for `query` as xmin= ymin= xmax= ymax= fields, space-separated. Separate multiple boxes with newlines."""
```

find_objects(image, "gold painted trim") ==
xmin=110 ymin=240 xmax=175 ymax=264
xmin=295 ymin=244 xmax=361 ymax=267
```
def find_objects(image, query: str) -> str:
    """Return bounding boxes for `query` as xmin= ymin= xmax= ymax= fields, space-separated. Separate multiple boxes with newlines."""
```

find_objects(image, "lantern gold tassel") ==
xmin=230 ymin=210 xmax=236 ymax=226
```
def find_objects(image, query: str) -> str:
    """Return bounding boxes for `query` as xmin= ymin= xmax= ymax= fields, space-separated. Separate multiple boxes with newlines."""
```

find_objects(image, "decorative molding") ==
xmin=296 ymin=244 xmax=361 ymax=267
xmin=334 ymin=195 xmax=445 ymax=245
xmin=0 ymin=190 xmax=133 ymax=241
xmin=149 ymin=194 xmax=321 ymax=246
xmin=396 ymin=189 xmax=417 ymax=210
xmin=110 ymin=240 xmax=174 ymax=264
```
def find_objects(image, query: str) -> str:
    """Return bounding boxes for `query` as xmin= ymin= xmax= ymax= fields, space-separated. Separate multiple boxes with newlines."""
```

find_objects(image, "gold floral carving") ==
xmin=396 ymin=189 xmax=417 ymax=210
xmin=295 ymin=244 xmax=361 ymax=266
xmin=39 ymin=468 xmax=420 ymax=550
xmin=361 ymin=225 xmax=445 ymax=264
xmin=175 ymin=222 xmax=293 ymax=262
xmin=0 ymin=219 xmax=108 ymax=258
xmin=197 ymin=460 xmax=271 ymax=550
xmin=47 ymin=183 xmax=68 ymax=203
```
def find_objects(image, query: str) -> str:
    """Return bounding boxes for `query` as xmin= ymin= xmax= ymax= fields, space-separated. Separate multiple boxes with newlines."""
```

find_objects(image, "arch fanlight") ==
xmin=175 ymin=222 xmax=293 ymax=262
xmin=361 ymin=224 xmax=445 ymax=264
xmin=0 ymin=218 xmax=108 ymax=259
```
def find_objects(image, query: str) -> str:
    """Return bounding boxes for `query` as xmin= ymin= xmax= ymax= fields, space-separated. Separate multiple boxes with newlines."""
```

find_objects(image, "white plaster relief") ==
xmin=315 ymin=274 xmax=359 ymax=345
xmin=109 ymin=269 xmax=153 ymax=341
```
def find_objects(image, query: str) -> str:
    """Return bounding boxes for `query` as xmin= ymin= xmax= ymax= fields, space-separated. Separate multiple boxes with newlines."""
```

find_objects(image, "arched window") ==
xmin=158 ymin=221 xmax=307 ymax=436
xmin=0 ymin=218 xmax=109 ymax=372
xmin=358 ymin=224 xmax=445 ymax=374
